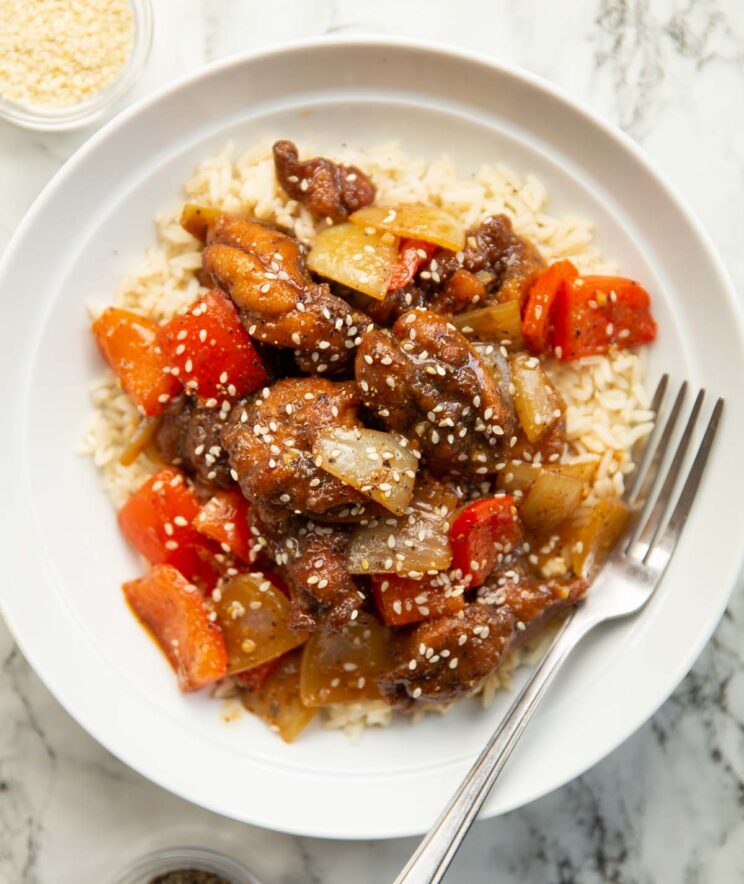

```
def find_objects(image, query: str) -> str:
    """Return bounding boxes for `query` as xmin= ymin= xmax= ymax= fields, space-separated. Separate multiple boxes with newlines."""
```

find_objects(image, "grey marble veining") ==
xmin=1 ymin=1 xmax=744 ymax=882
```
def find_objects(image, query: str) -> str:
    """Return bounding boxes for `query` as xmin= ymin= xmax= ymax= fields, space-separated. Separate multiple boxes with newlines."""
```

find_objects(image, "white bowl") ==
xmin=1 ymin=37 xmax=742 ymax=839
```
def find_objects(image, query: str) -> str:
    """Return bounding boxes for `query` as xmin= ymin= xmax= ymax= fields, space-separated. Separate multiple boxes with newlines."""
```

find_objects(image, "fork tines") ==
xmin=624 ymin=374 xmax=723 ymax=571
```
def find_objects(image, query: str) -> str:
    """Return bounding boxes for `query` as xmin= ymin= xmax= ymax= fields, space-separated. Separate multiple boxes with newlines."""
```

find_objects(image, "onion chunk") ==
xmin=300 ymin=612 xmax=393 ymax=707
xmin=242 ymin=650 xmax=316 ymax=743
xmin=350 ymin=203 xmax=466 ymax=252
xmin=307 ymin=222 xmax=399 ymax=299
xmin=452 ymin=301 xmax=524 ymax=348
xmin=313 ymin=427 xmax=418 ymax=516
xmin=214 ymin=573 xmax=309 ymax=674
xmin=510 ymin=353 xmax=564 ymax=442
xmin=568 ymin=498 xmax=629 ymax=578
xmin=519 ymin=470 xmax=585 ymax=532
xmin=346 ymin=479 xmax=459 ymax=576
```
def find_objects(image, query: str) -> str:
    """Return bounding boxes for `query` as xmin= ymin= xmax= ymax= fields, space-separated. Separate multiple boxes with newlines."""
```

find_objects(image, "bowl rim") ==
xmin=1 ymin=34 xmax=743 ymax=839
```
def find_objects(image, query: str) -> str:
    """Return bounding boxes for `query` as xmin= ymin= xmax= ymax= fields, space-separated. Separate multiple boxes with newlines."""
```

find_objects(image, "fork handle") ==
xmin=394 ymin=610 xmax=591 ymax=884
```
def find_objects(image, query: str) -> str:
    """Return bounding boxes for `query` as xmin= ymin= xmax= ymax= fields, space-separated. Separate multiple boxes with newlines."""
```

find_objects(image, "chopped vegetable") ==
xmin=235 ymin=658 xmax=281 ymax=693
xmin=306 ymin=222 xmax=399 ymax=299
xmin=313 ymin=427 xmax=418 ymax=516
xmin=497 ymin=460 xmax=541 ymax=493
xmin=387 ymin=238 xmax=438 ymax=290
xmin=92 ymin=307 xmax=180 ymax=416
xmin=569 ymin=498 xmax=630 ymax=577
xmin=518 ymin=470 xmax=585 ymax=532
xmin=498 ymin=459 xmax=597 ymax=494
xmin=300 ymin=612 xmax=393 ymax=706
xmin=346 ymin=479 xmax=459 ymax=576
xmin=123 ymin=564 xmax=228 ymax=692
xmin=350 ymin=203 xmax=466 ymax=252
xmin=213 ymin=573 xmax=310 ymax=674
xmin=553 ymin=275 xmax=657 ymax=360
xmin=372 ymin=573 xmax=464 ymax=626
xmin=158 ymin=289 xmax=268 ymax=402
xmin=118 ymin=415 xmax=161 ymax=467
xmin=521 ymin=260 xmax=578 ymax=354
xmin=449 ymin=497 xmax=523 ymax=588
xmin=118 ymin=468 xmax=219 ymax=587
xmin=452 ymin=300 xmax=524 ymax=348
xmin=553 ymin=460 xmax=598 ymax=484
xmin=242 ymin=649 xmax=316 ymax=742
xmin=510 ymin=353 xmax=564 ymax=442
xmin=193 ymin=487 xmax=254 ymax=562
xmin=180 ymin=203 xmax=222 ymax=242
xmin=471 ymin=341 xmax=514 ymax=411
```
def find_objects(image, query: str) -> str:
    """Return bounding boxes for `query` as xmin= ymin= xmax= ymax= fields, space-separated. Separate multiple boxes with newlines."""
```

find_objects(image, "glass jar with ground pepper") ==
xmin=113 ymin=847 xmax=261 ymax=884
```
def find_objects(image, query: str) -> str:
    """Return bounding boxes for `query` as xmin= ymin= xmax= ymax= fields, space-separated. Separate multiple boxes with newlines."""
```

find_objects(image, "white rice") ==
xmin=81 ymin=141 xmax=654 ymax=735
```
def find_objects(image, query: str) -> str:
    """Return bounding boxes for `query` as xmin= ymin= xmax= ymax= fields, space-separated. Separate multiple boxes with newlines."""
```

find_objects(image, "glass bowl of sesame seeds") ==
xmin=0 ymin=0 xmax=152 ymax=131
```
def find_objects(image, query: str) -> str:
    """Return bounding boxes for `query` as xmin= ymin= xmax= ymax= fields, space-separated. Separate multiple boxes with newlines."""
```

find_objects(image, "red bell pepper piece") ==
xmin=372 ymin=573 xmax=465 ymax=627
xmin=387 ymin=239 xmax=438 ymax=291
xmin=123 ymin=564 xmax=228 ymax=692
xmin=92 ymin=307 xmax=181 ymax=416
xmin=193 ymin=487 xmax=255 ymax=563
xmin=553 ymin=275 xmax=657 ymax=360
xmin=118 ymin=468 xmax=220 ymax=587
xmin=235 ymin=658 xmax=281 ymax=693
xmin=159 ymin=289 xmax=268 ymax=403
xmin=448 ymin=497 xmax=523 ymax=589
xmin=521 ymin=260 xmax=579 ymax=354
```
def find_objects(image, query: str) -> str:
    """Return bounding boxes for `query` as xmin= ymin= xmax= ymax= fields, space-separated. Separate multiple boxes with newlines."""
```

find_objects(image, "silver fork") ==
xmin=395 ymin=376 xmax=724 ymax=884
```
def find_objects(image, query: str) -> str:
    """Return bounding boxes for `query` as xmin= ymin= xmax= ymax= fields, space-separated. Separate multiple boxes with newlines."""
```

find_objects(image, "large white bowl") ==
xmin=1 ymin=38 xmax=742 ymax=839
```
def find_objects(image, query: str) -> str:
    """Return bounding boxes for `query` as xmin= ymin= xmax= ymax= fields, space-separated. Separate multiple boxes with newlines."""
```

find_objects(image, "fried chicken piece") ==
xmin=273 ymin=139 xmax=376 ymax=223
xmin=380 ymin=565 xmax=587 ymax=707
xmin=251 ymin=507 xmax=364 ymax=630
xmin=220 ymin=378 xmax=367 ymax=516
xmin=154 ymin=394 xmax=232 ymax=490
xmin=345 ymin=282 xmax=428 ymax=327
xmin=355 ymin=309 xmax=516 ymax=477
xmin=426 ymin=215 xmax=545 ymax=313
xmin=181 ymin=203 xmax=308 ymax=271
xmin=436 ymin=268 xmax=487 ymax=314
xmin=202 ymin=235 xmax=372 ymax=376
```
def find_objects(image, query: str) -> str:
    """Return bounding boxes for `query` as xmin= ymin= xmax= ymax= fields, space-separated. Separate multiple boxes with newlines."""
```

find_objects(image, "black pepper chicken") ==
xmin=355 ymin=309 xmax=516 ymax=477
xmin=104 ymin=140 xmax=651 ymax=738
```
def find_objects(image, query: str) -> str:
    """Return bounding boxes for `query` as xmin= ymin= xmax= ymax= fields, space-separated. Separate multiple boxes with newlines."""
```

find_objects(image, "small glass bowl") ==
xmin=113 ymin=847 xmax=261 ymax=884
xmin=0 ymin=0 xmax=153 ymax=132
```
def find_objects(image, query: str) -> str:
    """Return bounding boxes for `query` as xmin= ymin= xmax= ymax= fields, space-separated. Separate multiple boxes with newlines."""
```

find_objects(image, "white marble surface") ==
xmin=2 ymin=1 xmax=744 ymax=882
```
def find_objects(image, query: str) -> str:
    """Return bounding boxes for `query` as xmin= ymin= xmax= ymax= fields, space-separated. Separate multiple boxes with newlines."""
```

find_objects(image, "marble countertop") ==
xmin=2 ymin=1 xmax=744 ymax=882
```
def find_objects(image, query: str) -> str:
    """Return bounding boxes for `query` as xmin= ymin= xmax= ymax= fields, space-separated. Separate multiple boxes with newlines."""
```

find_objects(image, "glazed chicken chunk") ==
xmin=220 ymin=378 xmax=368 ymax=516
xmin=426 ymin=214 xmax=546 ymax=313
xmin=355 ymin=309 xmax=516 ymax=477
xmin=154 ymin=394 xmax=232 ymax=490
xmin=380 ymin=565 xmax=587 ymax=707
xmin=251 ymin=508 xmax=364 ymax=630
xmin=273 ymin=139 xmax=376 ymax=222
xmin=201 ymin=217 xmax=372 ymax=376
